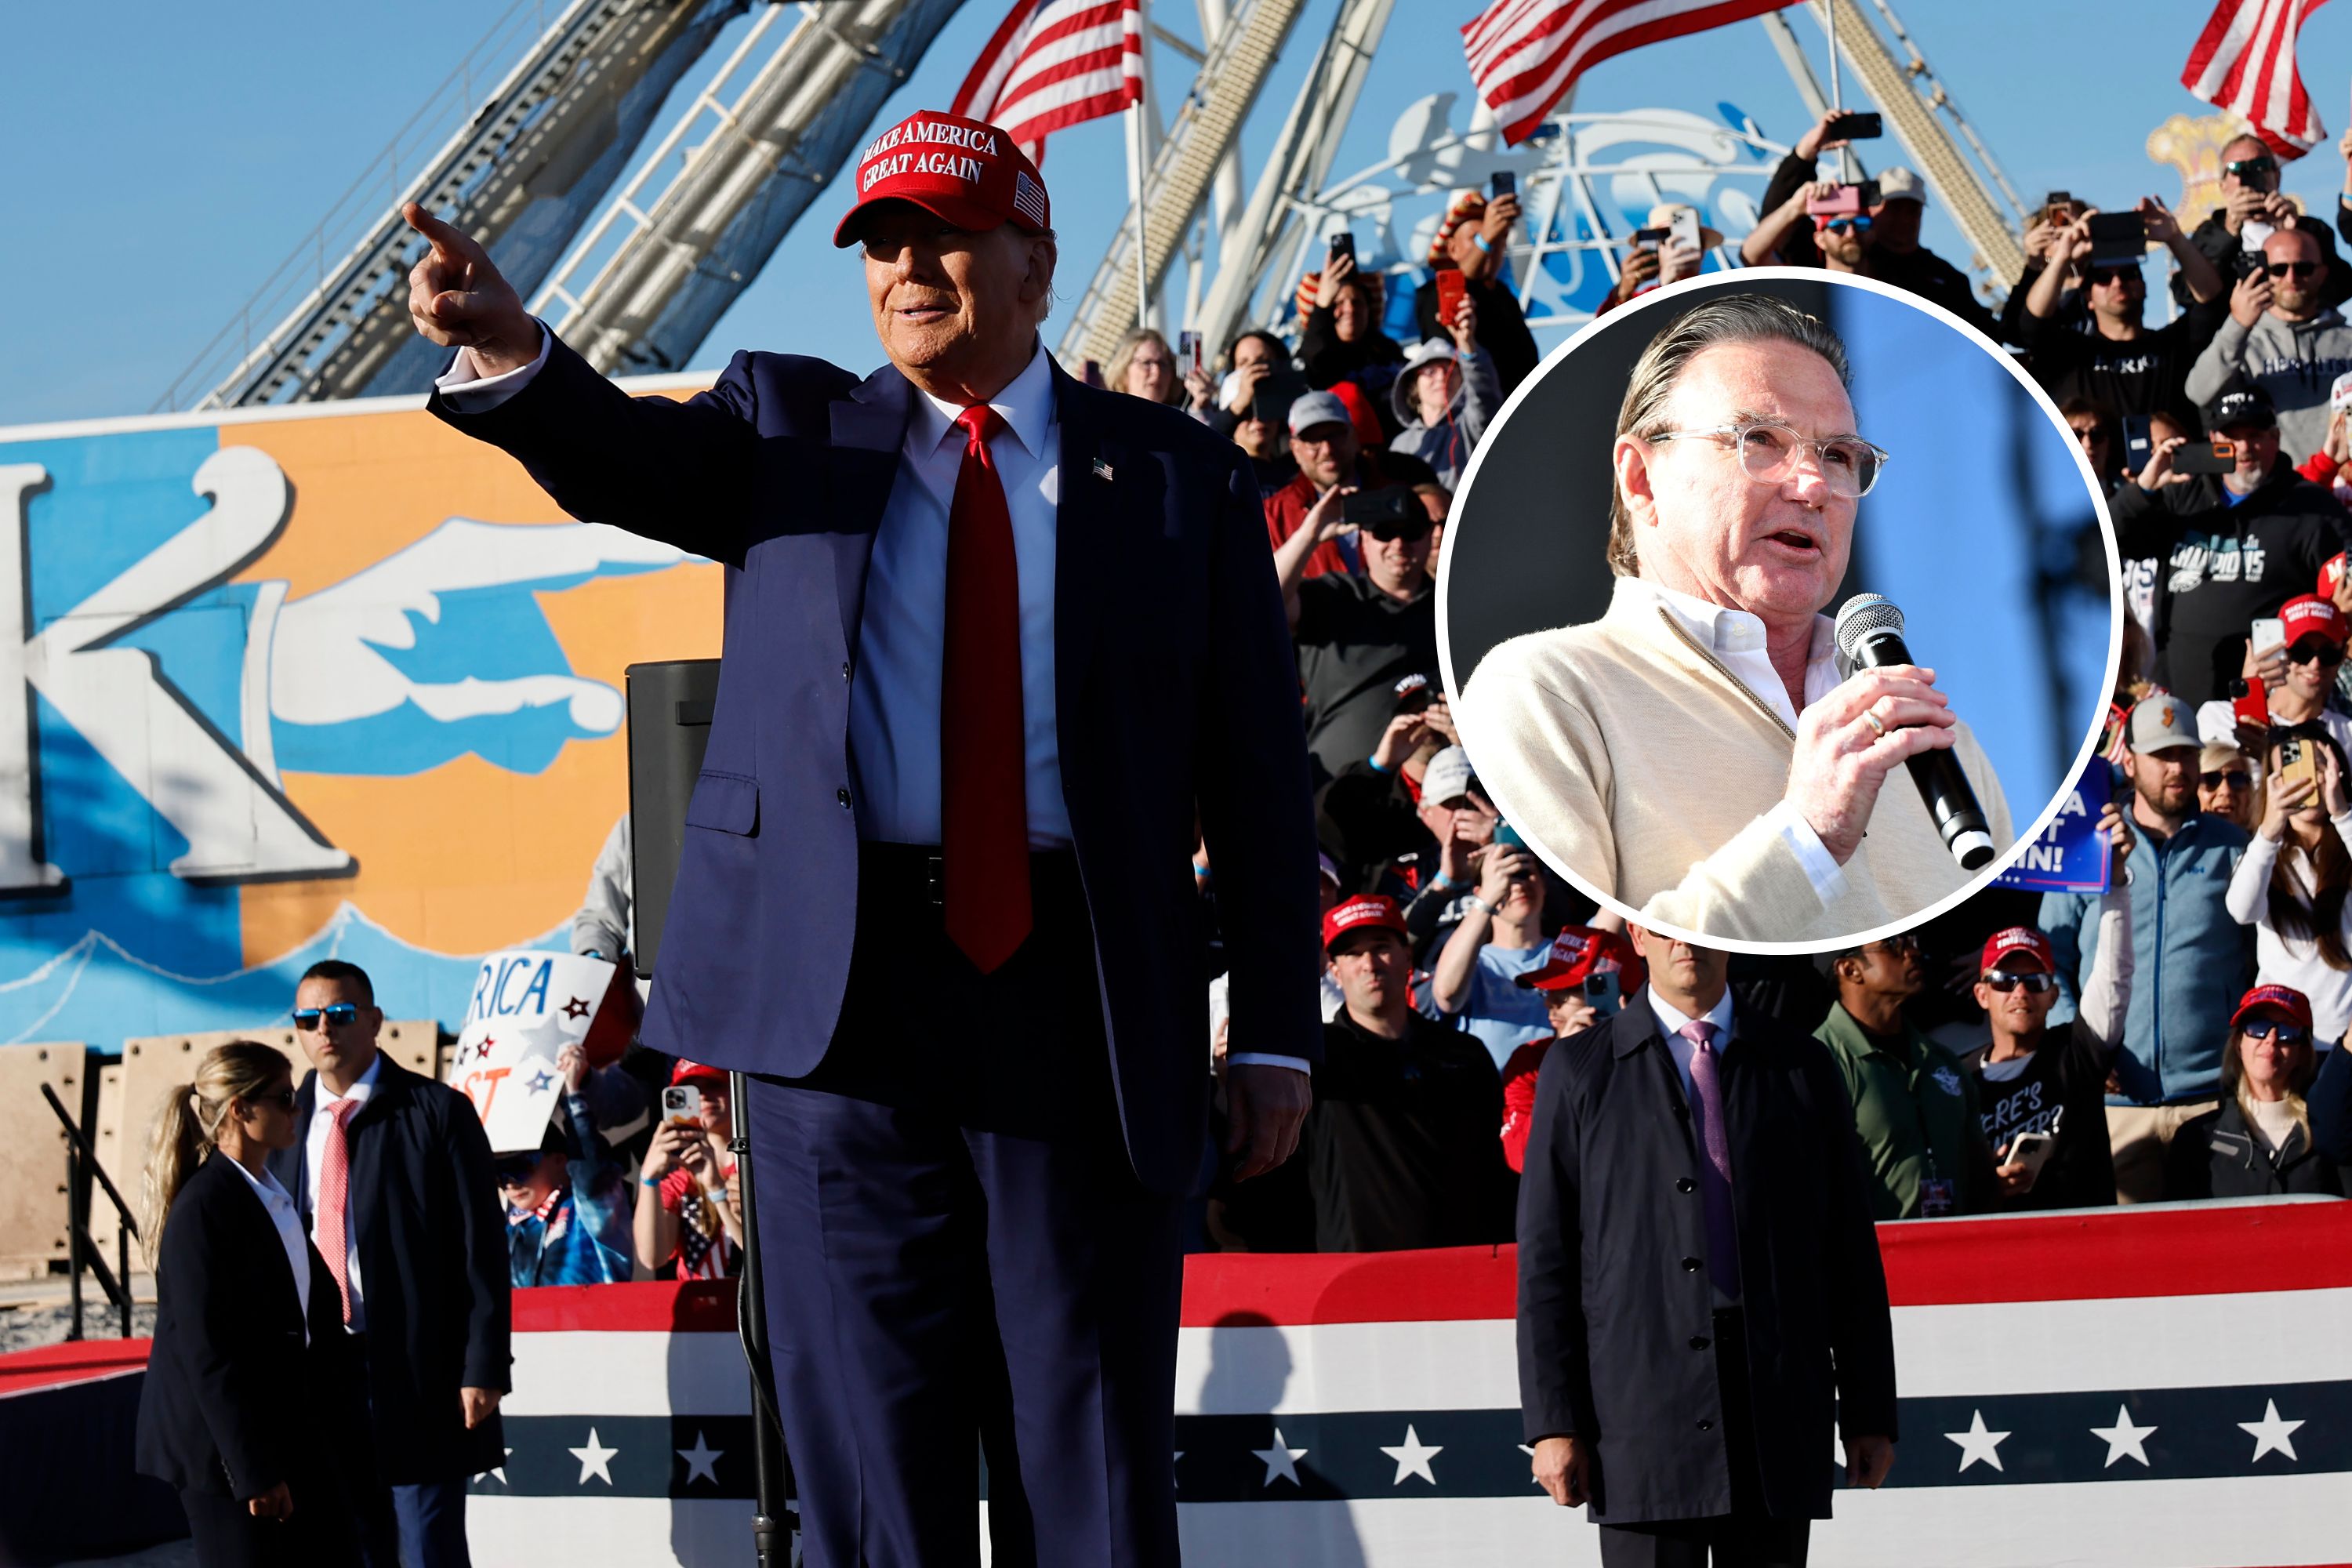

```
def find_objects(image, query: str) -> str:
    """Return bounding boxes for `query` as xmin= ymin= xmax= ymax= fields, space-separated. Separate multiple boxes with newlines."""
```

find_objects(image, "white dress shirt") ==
xmin=1627 ymin=577 xmax=1849 ymax=907
xmin=302 ymin=1052 xmax=381 ymax=1331
xmin=439 ymin=333 xmax=1308 ymax=1075
xmin=222 ymin=1156 xmax=313 ymax=1347
xmin=1644 ymin=985 xmax=1737 ymax=1109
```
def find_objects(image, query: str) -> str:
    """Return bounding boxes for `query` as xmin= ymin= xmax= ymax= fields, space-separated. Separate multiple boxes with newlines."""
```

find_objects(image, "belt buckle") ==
xmin=925 ymin=853 xmax=945 ymax=909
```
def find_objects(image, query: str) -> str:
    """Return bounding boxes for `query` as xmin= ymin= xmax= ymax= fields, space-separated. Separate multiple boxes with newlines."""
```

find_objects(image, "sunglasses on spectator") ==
xmin=1359 ymin=518 xmax=1434 ymax=543
xmin=1817 ymin=216 xmax=1871 ymax=234
xmin=2286 ymin=639 xmax=2345 ymax=667
xmin=2085 ymin=266 xmax=2141 ymax=288
xmin=2265 ymin=261 xmax=2321 ymax=280
xmin=2200 ymin=768 xmax=2252 ymax=790
xmin=1979 ymin=971 xmax=2057 ymax=994
xmin=2225 ymin=156 xmax=2280 ymax=179
xmin=293 ymin=1004 xmax=362 ymax=1029
xmin=2239 ymin=1017 xmax=2312 ymax=1045
xmin=495 ymin=1154 xmax=543 ymax=1185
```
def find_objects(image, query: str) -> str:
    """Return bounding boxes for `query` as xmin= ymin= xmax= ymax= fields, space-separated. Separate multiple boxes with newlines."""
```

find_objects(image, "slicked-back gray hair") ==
xmin=1606 ymin=293 xmax=1852 ymax=577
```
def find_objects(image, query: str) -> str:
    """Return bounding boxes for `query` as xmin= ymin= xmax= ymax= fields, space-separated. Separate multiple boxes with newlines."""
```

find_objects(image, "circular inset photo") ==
xmin=1439 ymin=270 xmax=2119 ymax=951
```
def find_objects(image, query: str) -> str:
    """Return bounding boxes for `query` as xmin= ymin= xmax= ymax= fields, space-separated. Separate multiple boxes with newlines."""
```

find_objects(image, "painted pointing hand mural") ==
xmin=0 ymin=387 xmax=721 ymax=1046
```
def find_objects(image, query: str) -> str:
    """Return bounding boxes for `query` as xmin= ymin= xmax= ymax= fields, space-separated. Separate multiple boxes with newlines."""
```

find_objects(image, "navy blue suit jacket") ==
xmin=428 ymin=335 xmax=1325 ymax=1194
xmin=1515 ymin=993 xmax=1896 ymax=1523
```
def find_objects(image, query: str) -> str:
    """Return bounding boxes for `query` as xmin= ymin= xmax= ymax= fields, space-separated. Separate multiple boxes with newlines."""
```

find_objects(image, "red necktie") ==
xmin=314 ymin=1098 xmax=358 ymax=1323
xmin=942 ymin=405 xmax=1032 ymax=973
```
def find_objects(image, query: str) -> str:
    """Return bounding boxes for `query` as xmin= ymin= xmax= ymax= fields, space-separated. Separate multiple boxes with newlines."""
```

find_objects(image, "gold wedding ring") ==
xmin=1861 ymin=705 xmax=1888 ymax=739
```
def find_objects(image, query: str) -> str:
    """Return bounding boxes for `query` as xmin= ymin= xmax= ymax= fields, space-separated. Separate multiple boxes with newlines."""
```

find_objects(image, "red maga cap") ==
xmin=1322 ymin=895 xmax=1407 ymax=951
xmin=2230 ymin=983 xmax=2314 ymax=1033
xmin=834 ymin=110 xmax=1050 ymax=248
xmin=2320 ymin=552 xmax=2350 ymax=602
xmin=2282 ymin=593 xmax=2348 ymax=648
xmin=1979 ymin=926 xmax=2055 ymax=975
xmin=670 ymin=1058 xmax=728 ymax=1090
xmin=1515 ymin=925 xmax=1645 ymax=994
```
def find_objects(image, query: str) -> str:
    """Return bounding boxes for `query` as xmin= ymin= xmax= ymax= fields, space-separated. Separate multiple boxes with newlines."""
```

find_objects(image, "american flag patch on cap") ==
xmin=1014 ymin=170 xmax=1047 ymax=228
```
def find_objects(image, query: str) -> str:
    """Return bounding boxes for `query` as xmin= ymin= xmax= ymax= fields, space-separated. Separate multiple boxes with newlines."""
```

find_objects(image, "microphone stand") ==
xmin=730 ymin=1069 xmax=796 ymax=1566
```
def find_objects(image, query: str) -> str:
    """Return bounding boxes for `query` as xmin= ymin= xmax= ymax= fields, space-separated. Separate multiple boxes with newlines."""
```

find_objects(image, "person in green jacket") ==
xmin=1815 ymin=935 xmax=1998 ymax=1217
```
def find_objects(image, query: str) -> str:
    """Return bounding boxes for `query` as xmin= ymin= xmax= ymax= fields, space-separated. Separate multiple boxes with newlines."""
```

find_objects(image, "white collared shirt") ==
xmin=302 ymin=1052 xmax=381 ymax=1331
xmin=1621 ymin=576 xmax=1848 ymax=906
xmin=221 ymin=1156 xmax=313 ymax=1347
xmin=1645 ymin=986 xmax=1737 ymax=1109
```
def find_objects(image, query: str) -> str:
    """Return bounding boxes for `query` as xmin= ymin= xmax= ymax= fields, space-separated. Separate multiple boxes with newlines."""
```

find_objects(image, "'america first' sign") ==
xmin=450 ymin=949 xmax=634 ymax=1152
xmin=1991 ymin=764 xmax=2113 ymax=895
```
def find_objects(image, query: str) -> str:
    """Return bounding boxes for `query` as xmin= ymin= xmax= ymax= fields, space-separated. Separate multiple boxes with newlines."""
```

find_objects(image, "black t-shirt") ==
xmin=1294 ymin=573 xmax=1438 ymax=782
xmin=1963 ymin=1024 xmax=2118 ymax=1212
xmin=2025 ymin=300 xmax=2227 ymax=426
xmin=1298 ymin=1009 xmax=1515 ymax=1252
xmin=2109 ymin=469 xmax=2352 ymax=704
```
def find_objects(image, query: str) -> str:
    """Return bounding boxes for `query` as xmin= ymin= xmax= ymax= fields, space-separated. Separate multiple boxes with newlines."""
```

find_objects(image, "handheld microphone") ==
xmin=1832 ymin=594 xmax=1997 ymax=872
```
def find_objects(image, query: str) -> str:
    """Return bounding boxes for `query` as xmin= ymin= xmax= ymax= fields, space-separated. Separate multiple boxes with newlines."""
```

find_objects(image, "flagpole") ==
xmin=1127 ymin=98 xmax=1150 ymax=331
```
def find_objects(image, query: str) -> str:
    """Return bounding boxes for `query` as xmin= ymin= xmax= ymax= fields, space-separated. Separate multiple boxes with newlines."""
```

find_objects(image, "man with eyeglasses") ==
xmin=1279 ymin=468 xmax=1441 ymax=782
xmin=1962 ymin=813 xmax=2136 ymax=1214
xmin=1460 ymin=295 xmax=2011 ymax=941
xmin=2175 ymin=135 xmax=2352 ymax=315
xmin=1814 ymin=935 xmax=1998 ymax=1218
xmin=2113 ymin=383 xmax=2352 ymax=705
xmin=2187 ymin=227 xmax=2352 ymax=463
xmin=2038 ymin=696 xmax=2250 ymax=1202
xmin=2022 ymin=199 xmax=2227 ymax=430
xmin=266 ymin=959 xmax=509 ymax=1568
xmin=1265 ymin=388 xmax=1392 ymax=580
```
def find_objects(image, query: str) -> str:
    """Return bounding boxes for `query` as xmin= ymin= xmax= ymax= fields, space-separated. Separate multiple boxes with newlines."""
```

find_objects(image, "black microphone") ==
xmin=1832 ymin=594 xmax=1997 ymax=872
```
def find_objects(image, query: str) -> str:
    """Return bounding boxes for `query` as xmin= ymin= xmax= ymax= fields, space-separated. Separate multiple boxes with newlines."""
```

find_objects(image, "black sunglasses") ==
xmin=1980 ymin=971 xmax=2057 ymax=994
xmin=495 ymin=1154 xmax=543 ymax=1184
xmin=293 ymin=1004 xmax=361 ymax=1029
xmin=2085 ymin=266 xmax=2142 ymax=288
xmin=2286 ymin=640 xmax=2346 ymax=667
xmin=2241 ymin=1016 xmax=2312 ymax=1045
xmin=244 ymin=1086 xmax=298 ymax=1111
xmin=2266 ymin=261 xmax=2321 ymax=280
xmin=1360 ymin=518 xmax=1435 ymax=543
xmin=2201 ymin=768 xmax=2253 ymax=790
xmin=2226 ymin=155 xmax=2280 ymax=178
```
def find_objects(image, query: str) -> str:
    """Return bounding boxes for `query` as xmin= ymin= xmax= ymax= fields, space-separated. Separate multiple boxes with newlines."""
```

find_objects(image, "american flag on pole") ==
xmin=2182 ymin=0 xmax=2333 ymax=158
xmin=1463 ymin=0 xmax=1803 ymax=147
xmin=951 ymin=0 xmax=1144 ymax=162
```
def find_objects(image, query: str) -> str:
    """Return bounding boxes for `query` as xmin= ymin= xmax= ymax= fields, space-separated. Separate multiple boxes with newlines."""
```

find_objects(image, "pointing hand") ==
xmin=402 ymin=203 xmax=537 ymax=377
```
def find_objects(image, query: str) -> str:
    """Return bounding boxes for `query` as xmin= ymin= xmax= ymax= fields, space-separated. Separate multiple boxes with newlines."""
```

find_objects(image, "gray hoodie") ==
xmin=2184 ymin=306 xmax=2352 ymax=461
xmin=1388 ymin=339 xmax=1500 ymax=491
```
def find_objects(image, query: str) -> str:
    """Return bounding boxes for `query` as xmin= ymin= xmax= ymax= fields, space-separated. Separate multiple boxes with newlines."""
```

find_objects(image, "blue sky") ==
xmin=10 ymin=1 xmax=2352 ymax=426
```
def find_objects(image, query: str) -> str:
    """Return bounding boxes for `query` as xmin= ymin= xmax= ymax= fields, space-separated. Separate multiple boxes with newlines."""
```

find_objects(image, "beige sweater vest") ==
xmin=1457 ymin=590 xmax=2013 ymax=942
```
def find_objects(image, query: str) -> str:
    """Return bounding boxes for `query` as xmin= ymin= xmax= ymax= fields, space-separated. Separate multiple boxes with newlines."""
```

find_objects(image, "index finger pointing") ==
xmin=401 ymin=201 xmax=475 ymax=263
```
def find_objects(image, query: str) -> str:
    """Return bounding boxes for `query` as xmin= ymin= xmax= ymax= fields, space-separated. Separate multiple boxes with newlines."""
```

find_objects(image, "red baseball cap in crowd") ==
xmin=2281 ymin=593 xmax=2348 ymax=648
xmin=2230 ymin=983 xmax=2314 ymax=1033
xmin=1515 ymin=925 xmax=1646 ymax=994
xmin=1322 ymin=895 xmax=1407 ymax=952
xmin=2320 ymin=552 xmax=2350 ymax=603
xmin=1979 ymin=926 xmax=2055 ymax=975
xmin=833 ymin=110 xmax=1051 ymax=247
xmin=670 ymin=1058 xmax=728 ymax=1091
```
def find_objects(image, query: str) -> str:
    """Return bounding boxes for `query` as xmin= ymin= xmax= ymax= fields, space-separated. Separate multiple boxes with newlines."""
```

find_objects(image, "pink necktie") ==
xmin=1681 ymin=1021 xmax=1741 ymax=1299
xmin=314 ymin=1099 xmax=358 ymax=1323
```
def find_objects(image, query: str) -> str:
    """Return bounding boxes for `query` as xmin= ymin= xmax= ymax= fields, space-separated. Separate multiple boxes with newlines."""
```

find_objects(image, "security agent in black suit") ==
xmin=264 ymin=962 xmax=510 ymax=1568
xmin=137 ymin=1045 xmax=381 ymax=1567
xmin=1518 ymin=925 xmax=1898 ymax=1566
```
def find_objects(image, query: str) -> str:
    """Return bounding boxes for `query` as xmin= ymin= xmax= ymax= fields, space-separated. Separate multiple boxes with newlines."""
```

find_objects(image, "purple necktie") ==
xmin=1682 ymin=1020 xmax=1741 ymax=1300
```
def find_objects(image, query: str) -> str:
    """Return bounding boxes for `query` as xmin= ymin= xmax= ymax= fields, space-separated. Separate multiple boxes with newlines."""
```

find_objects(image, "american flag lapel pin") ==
xmin=1091 ymin=457 xmax=1114 ymax=483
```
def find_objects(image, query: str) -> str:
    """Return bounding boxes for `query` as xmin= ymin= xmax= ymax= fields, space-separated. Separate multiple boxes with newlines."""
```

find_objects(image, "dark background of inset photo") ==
xmin=1439 ymin=272 xmax=2113 ymax=818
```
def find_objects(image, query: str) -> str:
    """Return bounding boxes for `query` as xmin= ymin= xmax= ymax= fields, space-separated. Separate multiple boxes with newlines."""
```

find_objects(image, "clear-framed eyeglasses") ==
xmin=1643 ymin=420 xmax=1890 ymax=499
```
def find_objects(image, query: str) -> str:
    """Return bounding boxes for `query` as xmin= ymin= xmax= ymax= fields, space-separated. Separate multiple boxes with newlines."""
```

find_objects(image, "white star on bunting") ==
xmin=1944 ymin=1410 xmax=2010 ymax=1473
xmin=677 ymin=1431 xmax=724 ymax=1487
xmin=2089 ymin=1405 xmax=2157 ymax=1468
xmin=570 ymin=1426 xmax=619 ymax=1486
xmin=1253 ymin=1428 xmax=1308 ymax=1487
xmin=2240 ymin=1399 xmax=2305 ymax=1463
xmin=489 ymin=1446 xmax=513 ymax=1485
xmin=1380 ymin=1425 xmax=1443 ymax=1486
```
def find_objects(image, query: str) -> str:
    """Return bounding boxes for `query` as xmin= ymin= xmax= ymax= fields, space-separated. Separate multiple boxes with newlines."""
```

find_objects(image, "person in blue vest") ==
xmin=399 ymin=109 xmax=1323 ymax=1567
xmin=2039 ymin=695 xmax=2252 ymax=1202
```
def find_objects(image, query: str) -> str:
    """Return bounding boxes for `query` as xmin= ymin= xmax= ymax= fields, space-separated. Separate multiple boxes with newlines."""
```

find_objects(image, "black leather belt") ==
xmin=859 ymin=841 xmax=1080 ymax=910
